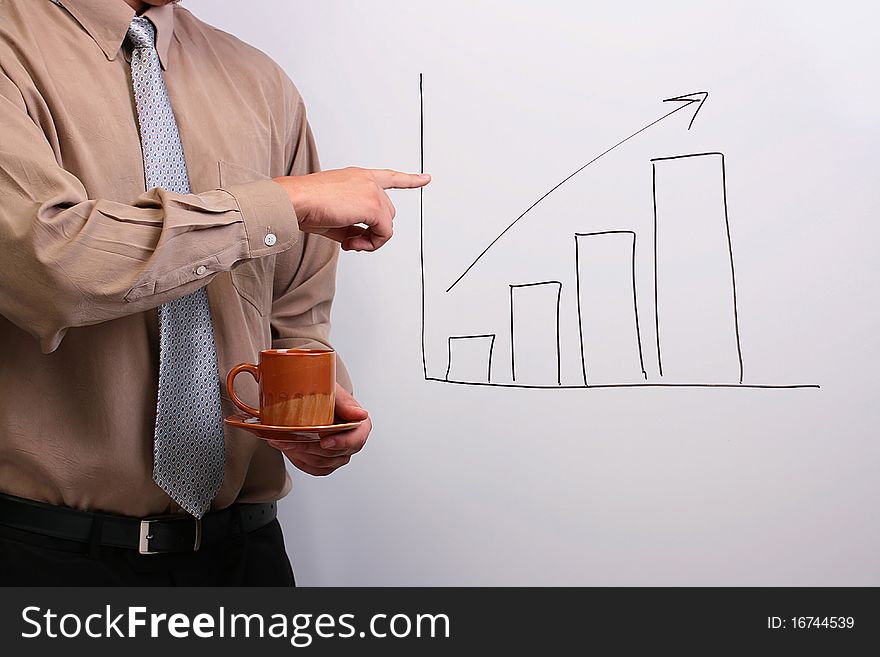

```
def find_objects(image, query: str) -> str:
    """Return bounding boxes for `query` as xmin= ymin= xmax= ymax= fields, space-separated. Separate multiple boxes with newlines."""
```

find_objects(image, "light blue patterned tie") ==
xmin=127 ymin=16 xmax=224 ymax=518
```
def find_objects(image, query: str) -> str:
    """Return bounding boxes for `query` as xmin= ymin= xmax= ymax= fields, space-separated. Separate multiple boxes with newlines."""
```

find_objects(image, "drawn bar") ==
xmin=445 ymin=335 xmax=496 ymax=383
xmin=575 ymin=231 xmax=647 ymax=385
xmin=510 ymin=281 xmax=562 ymax=385
xmin=652 ymin=152 xmax=743 ymax=383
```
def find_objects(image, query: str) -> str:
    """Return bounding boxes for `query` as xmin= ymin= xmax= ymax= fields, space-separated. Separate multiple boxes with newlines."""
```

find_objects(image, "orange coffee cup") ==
xmin=226 ymin=349 xmax=336 ymax=427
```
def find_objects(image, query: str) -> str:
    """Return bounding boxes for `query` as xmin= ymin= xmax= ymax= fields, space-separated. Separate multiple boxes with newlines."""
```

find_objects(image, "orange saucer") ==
xmin=225 ymin=413 xmax=363 ymax=442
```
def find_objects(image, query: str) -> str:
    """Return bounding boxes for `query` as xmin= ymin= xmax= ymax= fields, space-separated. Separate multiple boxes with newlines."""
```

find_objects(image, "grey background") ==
xmin=188 ymin=0 xmax=880 ymax=585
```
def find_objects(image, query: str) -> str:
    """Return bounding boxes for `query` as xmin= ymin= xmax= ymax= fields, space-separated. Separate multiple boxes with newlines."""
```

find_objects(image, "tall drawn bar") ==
xmin=652 ymin=152 xmax=743 ymax=383
xmin=509 ymin=281 xmax=562 ymax=385
xmin=575 ymin=231 xmax=646 ymax=385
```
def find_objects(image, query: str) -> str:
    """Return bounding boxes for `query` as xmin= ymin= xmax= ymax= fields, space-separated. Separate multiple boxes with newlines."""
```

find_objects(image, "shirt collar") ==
xmin=51 ymin=0 xmax=176 ymax=70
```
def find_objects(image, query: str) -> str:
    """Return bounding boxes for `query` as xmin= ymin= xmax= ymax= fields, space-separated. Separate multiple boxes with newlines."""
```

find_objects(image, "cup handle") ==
xmin=226 ymin=363 xmax=261 ymax=419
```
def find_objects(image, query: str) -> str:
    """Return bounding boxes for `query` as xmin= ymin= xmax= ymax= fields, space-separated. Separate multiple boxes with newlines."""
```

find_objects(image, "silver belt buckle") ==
xmin=138 ymin=514 xmax=202 ymax=555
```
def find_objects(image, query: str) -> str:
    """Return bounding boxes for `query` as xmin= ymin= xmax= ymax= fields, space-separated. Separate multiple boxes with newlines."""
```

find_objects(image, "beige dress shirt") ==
xmin=0 ymin=0 xmax=350 ymax=516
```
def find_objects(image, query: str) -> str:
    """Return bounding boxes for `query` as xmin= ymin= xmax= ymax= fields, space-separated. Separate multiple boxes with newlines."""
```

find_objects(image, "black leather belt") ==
xmin=0 ymin=493 xmax=277 ymax=555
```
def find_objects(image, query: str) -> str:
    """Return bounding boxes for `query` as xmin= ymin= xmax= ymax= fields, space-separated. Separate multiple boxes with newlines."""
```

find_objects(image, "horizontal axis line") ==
xmin=425 ymin=377 xmax=819 ymax=390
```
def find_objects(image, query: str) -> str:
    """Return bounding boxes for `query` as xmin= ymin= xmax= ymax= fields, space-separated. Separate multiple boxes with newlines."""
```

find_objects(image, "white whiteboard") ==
xmin=189 ymin=0 xmax=880 ymax=584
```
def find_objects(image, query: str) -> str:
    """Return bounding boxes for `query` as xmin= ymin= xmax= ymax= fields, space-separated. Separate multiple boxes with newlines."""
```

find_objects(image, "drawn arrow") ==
xmin=445 ymin=91 xmax=709 ymax=293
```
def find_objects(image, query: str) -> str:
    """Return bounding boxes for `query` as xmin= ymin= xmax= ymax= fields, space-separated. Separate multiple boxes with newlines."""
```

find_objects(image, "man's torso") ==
xmin=0 ymin=0 xmax=317 ymax=515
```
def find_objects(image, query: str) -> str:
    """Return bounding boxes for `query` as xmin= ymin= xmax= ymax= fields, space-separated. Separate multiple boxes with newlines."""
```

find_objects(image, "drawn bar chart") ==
xmin=652 ymin=152 xmax=743 ymax=384
xmin=575 ymin=231 xmax=647 ymax=385
xmin=419 ymin=74 xmax=818 ymax=390
xmin=510 ymin=281 xmax=563 ymax=385
xmin=446 ymin=334 xmax=496 ymax=383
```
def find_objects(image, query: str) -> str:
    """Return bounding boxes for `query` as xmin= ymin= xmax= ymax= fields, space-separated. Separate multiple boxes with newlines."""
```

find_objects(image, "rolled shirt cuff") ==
xmin=221 ymin=178 xmax=300 ymax=258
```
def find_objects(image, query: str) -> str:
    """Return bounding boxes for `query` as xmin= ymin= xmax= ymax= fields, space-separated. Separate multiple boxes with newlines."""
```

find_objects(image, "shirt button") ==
xmin=195 ymin=265 xmax=207 ymax=276
xmin=264 ymin=233 xmax=277 ymax=247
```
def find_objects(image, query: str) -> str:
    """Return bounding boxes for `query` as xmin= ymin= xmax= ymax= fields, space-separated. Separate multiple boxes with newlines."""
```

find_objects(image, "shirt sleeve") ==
xmin=270 ymin=81 xmax=353 ymax=393
xmin=0 ymin=70 xmax=300 ymax=354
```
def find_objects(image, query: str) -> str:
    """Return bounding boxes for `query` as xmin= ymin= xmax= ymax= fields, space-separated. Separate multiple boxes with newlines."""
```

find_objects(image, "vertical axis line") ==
xmin=419 ymin=73 xmax=427 ymax=379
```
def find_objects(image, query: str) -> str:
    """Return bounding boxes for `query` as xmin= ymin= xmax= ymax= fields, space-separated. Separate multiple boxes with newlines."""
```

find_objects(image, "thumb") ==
xmin=334 ymin=384 xmax=369 ymax=421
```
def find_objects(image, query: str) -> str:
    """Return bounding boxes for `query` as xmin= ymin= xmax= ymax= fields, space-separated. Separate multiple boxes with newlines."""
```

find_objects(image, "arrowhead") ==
xmin=662 ymin=91 xmax=709 ymax=130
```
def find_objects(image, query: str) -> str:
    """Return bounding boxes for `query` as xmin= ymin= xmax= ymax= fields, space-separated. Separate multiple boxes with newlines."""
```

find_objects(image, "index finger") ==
xmin=369 ymin=169 xmax=432 ymax=190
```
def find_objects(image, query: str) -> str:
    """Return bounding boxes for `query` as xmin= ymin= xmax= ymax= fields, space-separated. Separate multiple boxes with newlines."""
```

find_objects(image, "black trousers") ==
xmin=0 ymin=518 xmax=296 ymax=586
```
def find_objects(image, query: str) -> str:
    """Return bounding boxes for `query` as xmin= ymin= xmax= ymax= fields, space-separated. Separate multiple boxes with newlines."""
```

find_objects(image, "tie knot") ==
xmin=126 ymin=16 xmax=156 ymax=50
